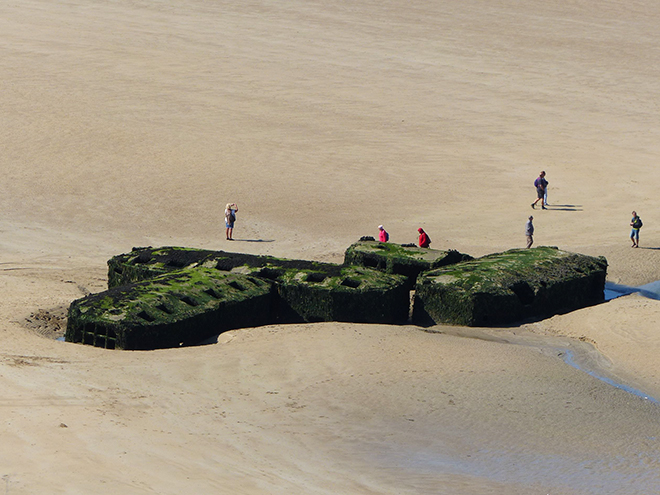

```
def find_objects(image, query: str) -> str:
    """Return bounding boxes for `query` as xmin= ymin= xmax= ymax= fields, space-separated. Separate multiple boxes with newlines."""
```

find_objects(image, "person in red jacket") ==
xmin=418 ymin=228 xmax=431 ymax=248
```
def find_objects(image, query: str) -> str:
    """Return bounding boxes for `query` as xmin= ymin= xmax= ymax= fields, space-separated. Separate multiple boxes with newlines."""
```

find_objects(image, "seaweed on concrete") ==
xmin=75 ymin=247 xmax=410 ymax=350
xmin=237 ymin=263 xmax=410 ymax=324
xmin=67 ymin=267 xmax=274 ymax=350
xmin=344 ymin=240 xmax=472 ymax=287
xmin=71 ymin=244 xmax=608 ymax=351
xmin=413 ymin=247 xmax=607 ymax=327
xmin=107 ymin=246 xmax=344 ymax=288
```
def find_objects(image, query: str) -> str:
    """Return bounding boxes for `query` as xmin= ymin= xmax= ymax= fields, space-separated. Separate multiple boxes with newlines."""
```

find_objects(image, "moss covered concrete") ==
xmin=413 ymin=247 xmax=607 ymax=326
xmin=107 ymin=247 xmax=342 ymax=288
xmin=67 ymin=267 xmax=273 ymax=350
xmin=108 ymin=247 xmax=225 ymax=288
xmin=236 ymin=263 xmax=409 ymax=324
xmin=72 ymin=245 xmax=608 ymax=350
xmin=344 ymin=240 xmax=472 ymax=286
xmin=73 ymin=247 xmax=409 ymax=349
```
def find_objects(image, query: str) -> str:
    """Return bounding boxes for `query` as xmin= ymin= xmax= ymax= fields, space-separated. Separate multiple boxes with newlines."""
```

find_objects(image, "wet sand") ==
xmin=2 ymin=1 xmax=660 ymax=493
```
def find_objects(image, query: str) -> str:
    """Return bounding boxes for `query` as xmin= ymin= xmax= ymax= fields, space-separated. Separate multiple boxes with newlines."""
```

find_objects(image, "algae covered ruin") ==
xmin=66 ymin=243 xmax=607 ymax=350
xmin=344 ymin=239 xmax=472 ymax=287
xmin=413 ymin=247 xmax=607 ymax=326
xmin=68 ymin=267 xmax=273 ymax=350
xmin=68 ymin=246 xmax=410 ymax=349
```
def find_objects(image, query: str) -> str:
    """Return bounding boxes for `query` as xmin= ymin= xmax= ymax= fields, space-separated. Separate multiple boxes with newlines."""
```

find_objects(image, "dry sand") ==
xmin=1 ymin=0 xmax=660 ymax=493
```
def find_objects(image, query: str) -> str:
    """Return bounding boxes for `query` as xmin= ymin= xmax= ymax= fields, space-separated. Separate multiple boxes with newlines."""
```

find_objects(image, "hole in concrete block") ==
xmin=228 ymin=281 xmax=245 ymax=291
xmin=215 ymin=260 xmax=233 ymax=271
xmin=134 ymin=253 xmax=152 ymax=264
xmin=137 ymin=310 xmax=156 ymax=322
xmin=362 ymin=257 xmax=378 ymax=268
xmin=180 ymin=296 xmax=199 ymax=307
xmin=204 ymin=288 xmax=221 ymax=299
xmin=305 ymin=272 xmax=327 ymax=283
xmin=247 ymin=277 xmax=265 ymax=286
xmin=258 ymin=267 xmax=283 ymax=280
xmin=341 ymin=278 xmax=361 ymax=289
xmin=156 ymin=303 xmax=173 ymax=314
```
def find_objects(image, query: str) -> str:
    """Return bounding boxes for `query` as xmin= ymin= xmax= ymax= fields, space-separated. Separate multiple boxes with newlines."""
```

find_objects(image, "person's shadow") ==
xmin=232 ymin=239 xmax=275 ymax=243
xmin=544 ymin=204 xmax=582 ymax=211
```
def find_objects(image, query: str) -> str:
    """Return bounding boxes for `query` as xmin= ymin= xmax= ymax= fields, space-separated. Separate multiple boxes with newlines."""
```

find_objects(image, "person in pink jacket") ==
xmin=378 ymin=225 xmax=389 ymax=242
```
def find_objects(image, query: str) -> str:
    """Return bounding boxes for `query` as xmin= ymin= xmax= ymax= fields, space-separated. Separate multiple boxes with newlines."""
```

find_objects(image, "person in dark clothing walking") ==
xmin=525 ymin=216 xmax=534 ymax=248
xmin=531 ymin=171 xmax=548 ymax=210
xmin=630 ymin=210 xmax=642 ymax=248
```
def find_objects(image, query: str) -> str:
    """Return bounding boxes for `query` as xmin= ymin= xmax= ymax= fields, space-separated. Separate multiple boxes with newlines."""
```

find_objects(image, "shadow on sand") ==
xmin=544 ymin=204 xmax=583 ymax=211
xmin=230 ymin=239 xmax=275 ymax=243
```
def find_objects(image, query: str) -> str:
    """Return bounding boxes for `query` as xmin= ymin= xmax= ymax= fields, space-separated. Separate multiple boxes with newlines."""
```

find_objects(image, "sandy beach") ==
xmin=2 ymin=1 xmax=660 ymax=493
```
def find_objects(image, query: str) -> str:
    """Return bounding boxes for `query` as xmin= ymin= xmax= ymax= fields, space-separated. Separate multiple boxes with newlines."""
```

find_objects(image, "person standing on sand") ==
xmin=418 ymin=228 xmax=431 ymax=248
xmin=531 ymin=171 xmax=548 ymax=210
xmin=225 ymin=203 xmax=238 ymax=240
xmin=543 ymin=171 xmax=550 ymax=206
xmin=525 ymin=215 xmax=534 ymax=248
xmin=378 ymin=225 xmax=389 ymax=242
xmin=630 ymin=210 xmax=642 ymax=248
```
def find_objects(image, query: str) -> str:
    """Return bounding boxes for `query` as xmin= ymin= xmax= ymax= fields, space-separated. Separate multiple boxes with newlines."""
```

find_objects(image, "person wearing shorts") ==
xmin=531 ymin=171 xmax=548 ymax=210
xmin=225 ymin=203 xmax=238 ymax=240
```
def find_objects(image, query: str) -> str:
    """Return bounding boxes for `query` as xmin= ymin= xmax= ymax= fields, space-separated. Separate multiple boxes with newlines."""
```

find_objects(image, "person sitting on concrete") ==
xmin=418 ymin=228 xmax=431 ymax=248
xmin=378 ymin=225 xmax=389 ymax=242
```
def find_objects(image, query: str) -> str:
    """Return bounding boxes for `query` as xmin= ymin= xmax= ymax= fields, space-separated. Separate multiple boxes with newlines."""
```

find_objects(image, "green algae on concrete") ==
xmin=67 ymin=267 xmax=273 ymax=350
xmin=412 ymin=247 xmax=607 ymax=327
xmin=107 ymin=247 xmax=339 ymax=289
xmin=344 ymin=240 xmax=472 ymax=286
xmin=108 ymin=247 xmax=223 ymax=288
xmin=80 ymin=247 xmax=411 ymax=350
xmin=235 ymin=262 xmax=410 ymax=324
xmin=108 ymin=246 xmax=409 ymax=324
